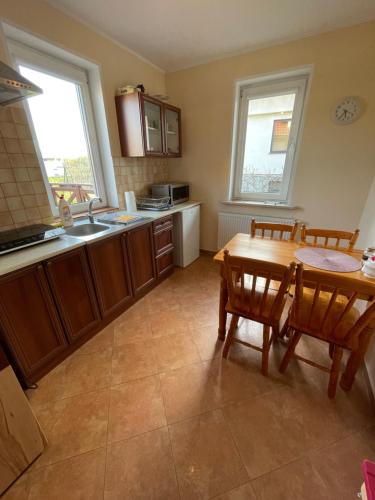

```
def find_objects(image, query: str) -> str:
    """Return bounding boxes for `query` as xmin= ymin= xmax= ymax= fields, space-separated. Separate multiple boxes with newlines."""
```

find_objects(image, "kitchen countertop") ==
xmin=0 ymin=201 xmax=201 ymax=277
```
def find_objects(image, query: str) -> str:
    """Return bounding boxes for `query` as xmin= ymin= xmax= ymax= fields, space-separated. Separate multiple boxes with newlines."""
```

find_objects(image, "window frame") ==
xmin=230 ymin=73 xmax=309 ymax=204
xmin=7 ymin=40 xmax=107 ymax=216
xmin=269 ymin=118 xmax=291 ymax=154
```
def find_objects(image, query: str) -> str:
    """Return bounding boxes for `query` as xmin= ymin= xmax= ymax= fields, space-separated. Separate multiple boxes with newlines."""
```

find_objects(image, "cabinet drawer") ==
xmin=153 ymin=216 xmax=173 ymax=233
xmin=154 ymin=226 xmax=173 ymax=256
xmin=156 ymin=249 xmax=174 ymax=277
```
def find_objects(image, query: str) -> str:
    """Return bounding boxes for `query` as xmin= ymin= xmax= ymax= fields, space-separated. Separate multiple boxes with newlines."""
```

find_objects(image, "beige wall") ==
xmin=166 ymin=22 xmax=375 ymax=251
xmin=0 ymin=0 xmax=168 ymax=227
xmin=358 ymin=176 xmax=375 ymax=395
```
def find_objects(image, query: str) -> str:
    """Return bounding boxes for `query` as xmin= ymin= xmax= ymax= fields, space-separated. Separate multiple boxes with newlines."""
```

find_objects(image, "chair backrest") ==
xmin=224 ymin=250 xmax=296 ymax=322
xmin=300 ymin=225 xmax=359 ymax=249
xmin=292 ymin=263 xmax=375 ymax=345
xmin=250 ymin=218 xmax=298 ymax=241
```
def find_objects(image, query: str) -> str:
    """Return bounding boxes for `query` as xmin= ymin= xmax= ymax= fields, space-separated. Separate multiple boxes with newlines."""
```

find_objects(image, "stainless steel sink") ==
xmin=65 ymin=223 xmax=110 ymax=237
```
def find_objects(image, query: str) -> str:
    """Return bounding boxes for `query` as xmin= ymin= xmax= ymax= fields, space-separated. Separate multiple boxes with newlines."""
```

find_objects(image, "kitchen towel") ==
xmin=124 ymin=191 xmax=137 ymax=212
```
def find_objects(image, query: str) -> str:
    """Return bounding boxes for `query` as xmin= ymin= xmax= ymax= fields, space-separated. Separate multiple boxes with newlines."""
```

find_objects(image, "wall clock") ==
xmin=332 ymin=96 xmax=363 ymax=125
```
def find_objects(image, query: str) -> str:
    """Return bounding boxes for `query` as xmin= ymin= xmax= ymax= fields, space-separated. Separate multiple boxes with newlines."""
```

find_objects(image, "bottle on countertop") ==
xmin=58 ymin=195 xmax=74 ymax=228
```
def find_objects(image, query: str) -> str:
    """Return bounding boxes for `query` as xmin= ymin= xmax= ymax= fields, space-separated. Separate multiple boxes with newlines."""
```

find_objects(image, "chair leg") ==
xmin=279 ymin=330 xmax=302 ymax=373
xmin=262 ymin=325 xmax=271 ymax=376
xmin=222 ymin=315 xmax=239 ymax=359
xmin=328 ymin=345 xmax=343 ymax=398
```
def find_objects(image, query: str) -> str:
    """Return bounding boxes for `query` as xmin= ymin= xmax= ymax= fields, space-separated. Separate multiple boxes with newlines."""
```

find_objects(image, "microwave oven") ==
xmin=151 ymin=183 xmax=189 ymax=206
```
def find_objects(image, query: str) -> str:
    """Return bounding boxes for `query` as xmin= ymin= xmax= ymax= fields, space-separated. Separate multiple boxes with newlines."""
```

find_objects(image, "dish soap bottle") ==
xmin=58 ymin=195 xmax=73 ymax=228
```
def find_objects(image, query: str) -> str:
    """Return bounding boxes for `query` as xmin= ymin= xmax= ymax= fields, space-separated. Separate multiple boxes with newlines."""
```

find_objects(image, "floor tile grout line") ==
xmin=102 ymin=341 xmax=114 ymax=500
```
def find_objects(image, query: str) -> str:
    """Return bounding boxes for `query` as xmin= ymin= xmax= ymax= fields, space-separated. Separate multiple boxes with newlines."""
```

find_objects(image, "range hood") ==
xmin=0 ymin=61 xmax=42 ymax=107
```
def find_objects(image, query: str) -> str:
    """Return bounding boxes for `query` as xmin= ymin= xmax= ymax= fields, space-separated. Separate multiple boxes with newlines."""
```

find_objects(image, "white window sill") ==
xmin=221 ymin=200 xmax=300 ymax=209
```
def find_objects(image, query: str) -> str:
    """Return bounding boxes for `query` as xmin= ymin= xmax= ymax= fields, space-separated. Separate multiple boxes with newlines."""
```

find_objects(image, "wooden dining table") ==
xmin=213 ymin=233 xmax=375 ymax=392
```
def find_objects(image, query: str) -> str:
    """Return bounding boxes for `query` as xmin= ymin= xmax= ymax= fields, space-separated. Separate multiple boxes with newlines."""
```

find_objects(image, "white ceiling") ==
xmin=48 ymin=0 xmax=375 ymax=71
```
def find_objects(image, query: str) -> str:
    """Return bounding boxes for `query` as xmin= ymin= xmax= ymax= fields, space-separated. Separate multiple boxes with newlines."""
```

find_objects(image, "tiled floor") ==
xmin=4 ymin=256 xmax=375 ymax=499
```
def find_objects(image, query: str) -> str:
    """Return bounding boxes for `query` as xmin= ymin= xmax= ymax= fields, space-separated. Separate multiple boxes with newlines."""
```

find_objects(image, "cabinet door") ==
xmin=87 ymin=234 xmax=133 ymax=318
xmin=0 ymin=266 xmax=67 ymax=382
xmin=45 ymin=248 xmax=101 ymax=343
xmin=126 ymin=224 xmax=156 ymax=295
xmin=164 ymin=104 xmax=181 ymax=157
xmin=141 ymin=96 xmax=164 ymax=156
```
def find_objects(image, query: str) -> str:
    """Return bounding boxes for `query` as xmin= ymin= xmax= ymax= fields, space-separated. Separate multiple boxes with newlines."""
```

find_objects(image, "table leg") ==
xmin=340 ymin=328 xmax=372 ymax=391
xmin=218 ymin=268 xmax=228 ymax=341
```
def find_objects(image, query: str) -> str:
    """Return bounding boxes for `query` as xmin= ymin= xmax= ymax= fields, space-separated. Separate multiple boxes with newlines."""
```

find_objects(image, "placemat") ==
xmin=295 ymin=247 xmax=362 ymax=272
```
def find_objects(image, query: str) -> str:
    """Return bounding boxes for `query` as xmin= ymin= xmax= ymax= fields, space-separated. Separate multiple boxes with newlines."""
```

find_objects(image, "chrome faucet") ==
xmin=88 ymin=197 xmax=102 ymax=223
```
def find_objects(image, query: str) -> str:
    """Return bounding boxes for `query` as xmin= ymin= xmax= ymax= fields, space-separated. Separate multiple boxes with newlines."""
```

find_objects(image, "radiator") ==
xmin=217 ymin=212 xmax=296 ymax=249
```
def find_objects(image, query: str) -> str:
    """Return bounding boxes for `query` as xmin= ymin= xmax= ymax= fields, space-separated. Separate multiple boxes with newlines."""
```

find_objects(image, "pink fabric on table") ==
xmin=294 ymin=247 xmax=362 ymax=273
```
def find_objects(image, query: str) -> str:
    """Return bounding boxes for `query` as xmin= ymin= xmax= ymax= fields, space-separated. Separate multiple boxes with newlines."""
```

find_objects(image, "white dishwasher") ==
xmin=173 ymin=205 xmax=200 ymax=267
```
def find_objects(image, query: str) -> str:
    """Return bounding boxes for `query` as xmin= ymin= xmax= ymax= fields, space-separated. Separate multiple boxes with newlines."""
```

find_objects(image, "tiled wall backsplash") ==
xmin=0 ymin=105 xmax=170 ymax=231
xmin=113 ymin=156 xmax=168 ymax=209
xmin=0 ymin=105 xmax=53 ymax=230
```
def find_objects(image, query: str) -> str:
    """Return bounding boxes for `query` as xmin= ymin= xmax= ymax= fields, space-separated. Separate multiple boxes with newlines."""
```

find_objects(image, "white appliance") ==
xmin=173 ymin=205 xmax=200 ymax=267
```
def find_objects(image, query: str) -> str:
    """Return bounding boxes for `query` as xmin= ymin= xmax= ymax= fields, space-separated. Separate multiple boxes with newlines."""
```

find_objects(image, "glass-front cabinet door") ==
xmin=164 ymin=105 xmax=181 ymax=157
xmin=142 ymin=97 xmax=164 ymax=156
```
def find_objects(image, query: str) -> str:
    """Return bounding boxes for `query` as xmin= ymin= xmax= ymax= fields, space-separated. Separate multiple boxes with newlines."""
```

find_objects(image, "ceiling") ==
xmin=48 ymin=0 xmax=375 ymax=71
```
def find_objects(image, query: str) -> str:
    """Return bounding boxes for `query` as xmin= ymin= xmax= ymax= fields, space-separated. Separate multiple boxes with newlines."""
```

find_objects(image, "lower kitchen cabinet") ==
xmin=0 ymin=265 xmax=68 ymax=383
xmin=45 ymin=247 xmax=101 ymax=342
xmin=126 ymin=224 xmax=156 ymax=296
xmin=87 ymin=233 xmax=133 ymax=318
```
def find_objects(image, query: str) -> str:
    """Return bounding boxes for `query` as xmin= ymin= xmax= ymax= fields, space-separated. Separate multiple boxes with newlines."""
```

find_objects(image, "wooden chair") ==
xmin=300 ymin=225 xmax=359 ymax=249
xmin=279 ymin=263 xmax=375 ymax=398
xmin=222 ymin=250 xmax=296 ymax=375
xmin=250 ymin=218 xmax=299 ymax=241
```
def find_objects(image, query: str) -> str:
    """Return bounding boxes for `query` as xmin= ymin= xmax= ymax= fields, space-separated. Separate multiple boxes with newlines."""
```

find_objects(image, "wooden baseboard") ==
xmin=200 ymin=249 xmax=215 ymax=256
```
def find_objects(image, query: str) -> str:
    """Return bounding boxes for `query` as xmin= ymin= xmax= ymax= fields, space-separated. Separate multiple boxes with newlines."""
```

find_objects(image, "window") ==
xmin=231 ymin=73 xmax=309 ymax=203
xmin=270 ymin=119 xmax=291 ymax=154
xmin=8 ymin=41 xmax=107 ymax=214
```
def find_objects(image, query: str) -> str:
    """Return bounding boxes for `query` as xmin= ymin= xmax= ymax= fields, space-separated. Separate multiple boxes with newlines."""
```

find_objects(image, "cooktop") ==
xmin=0 ymin=224 xmax=65 ymax=255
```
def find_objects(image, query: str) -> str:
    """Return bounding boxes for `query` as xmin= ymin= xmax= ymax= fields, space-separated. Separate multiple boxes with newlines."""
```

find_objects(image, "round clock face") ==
xmin=333 ymin=97 xmax=362 ymax=125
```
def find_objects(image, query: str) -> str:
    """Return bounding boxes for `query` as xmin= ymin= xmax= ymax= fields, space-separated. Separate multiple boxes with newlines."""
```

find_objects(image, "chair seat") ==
xmin=226 ymin=283 xmax=287 ymax=325
xmin=289 ymin=291 xmax=360 ymax=350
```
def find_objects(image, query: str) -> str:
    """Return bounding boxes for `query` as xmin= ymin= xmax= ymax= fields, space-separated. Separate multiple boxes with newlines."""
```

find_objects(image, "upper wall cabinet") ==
xmin=115 ymin=93 xmax=181 ymax=158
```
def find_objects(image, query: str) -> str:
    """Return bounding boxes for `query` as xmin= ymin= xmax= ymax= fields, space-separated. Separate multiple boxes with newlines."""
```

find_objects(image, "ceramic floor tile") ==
xmin=26 ymin=448 xmax=106 ymax=500
xmin=104 ymin=427 xmax=179 ymax=499
xmin=308 ymin=426 xmax=375 ymax=500
xmin=149 ymin=309 xmax=190 ymax=337
xmin=26 ymin=362 xmax=66 ymax=407
xmin=32 ymin=389 xmax=109 ymax=467
xmin=223 ymin=383 xmax=357 ymax=480
xmin=108 ymin=375 xmax=166 ymax=443
xmin=190 ymin=323 xmax=224 ymax=361
xmin=251 ymin=457 xmax=330 ymax=500
xmin=183 ymin=303 xmax=219 ymax=328
xmin=169 ymin=409 xmax=249 ymax=499
xmin=213 ymin=482 xmax=257 ymax=500
xmin=152 ymin=333 xmax=201 ymax=372
xmin=159 ymin=362 xmax=222 ymax=423
xmin=111 ymin=342 xmax=158 ymax=385
xmin=62 ymin=348 xmax=112 ymax=398
xmin=113 ymin=314 xmax=153 ymax=345
xmin=73 ymin=325 xmax=114 ymax=356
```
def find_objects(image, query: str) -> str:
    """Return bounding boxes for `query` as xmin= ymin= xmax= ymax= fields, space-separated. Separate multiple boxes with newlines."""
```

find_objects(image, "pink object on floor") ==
xmin=362 ymin=460 xmax=375 ymax=500
xmin=294 ymin=247 xmax=362 ymax=273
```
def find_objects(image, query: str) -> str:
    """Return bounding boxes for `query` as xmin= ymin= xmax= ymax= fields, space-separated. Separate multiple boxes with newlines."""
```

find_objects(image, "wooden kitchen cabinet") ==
xmin=0 ymin=265 xmax=68 ymax=383
xmin=152 ymin=216 xmax=175 ymax=277
xmin=115 ymin=93 xmax=181 ymax=157
xmin=126 ymin=224 xmax=156 ymax=296
xmin=45 ymin=248 xmax=101 ymax=343
xmin=87 ymin=234 xmax=133 ymax=318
